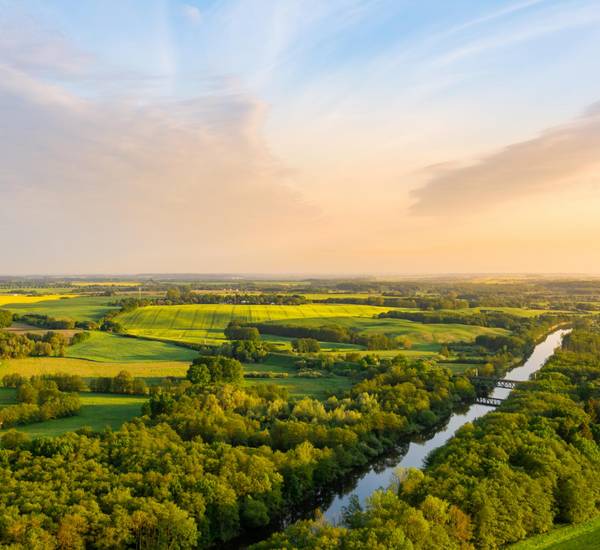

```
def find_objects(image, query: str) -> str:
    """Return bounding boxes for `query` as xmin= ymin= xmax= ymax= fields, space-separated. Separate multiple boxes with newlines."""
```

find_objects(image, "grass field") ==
xmin=4 ymin=295 xmax=118 ymax=321
xmin=243 ymin=354 xmax=353 ymax=399
xmin=66 ymin=332 xmax=198 ymax=362
xmin=0 ymin=389 xmax=146 ymax=438
xmin=510 ymin=516 xmax=600 ymax=549
xmin=0 ymin=357 xmax=190 ymax=380
xmin=116 ymin=303 xmax=394 ymax=346
xmin=260 ymin=316 xmax=508 ymax=350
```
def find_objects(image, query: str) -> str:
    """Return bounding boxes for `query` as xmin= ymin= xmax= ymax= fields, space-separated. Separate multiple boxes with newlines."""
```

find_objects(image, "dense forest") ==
xmin=254 ymin=323 xmax=600 ymax=549
xmin=0 ymin=353 xmax=475 ymax=548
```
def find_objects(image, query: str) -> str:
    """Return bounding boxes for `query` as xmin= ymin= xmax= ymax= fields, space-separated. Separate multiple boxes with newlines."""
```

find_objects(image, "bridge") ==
xmin=469 ymin=376 xmax=525 ymax=389
xmin=475 ymin=396 xmax=504 ymax=407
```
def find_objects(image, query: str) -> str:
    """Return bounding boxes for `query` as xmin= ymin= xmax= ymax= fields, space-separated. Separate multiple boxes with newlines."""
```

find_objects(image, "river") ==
xmin=323 ymin=328 xmax=570 ymax=522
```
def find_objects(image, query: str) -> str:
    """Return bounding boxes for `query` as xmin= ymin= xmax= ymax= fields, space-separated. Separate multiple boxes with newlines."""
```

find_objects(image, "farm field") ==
xmin=510 ymin=516 xmax=600 ymax=549
xmin=66 ymin=332 xmax=198 ymax=362
xmin=0 ymin=357 xmax=190 ymax=380
xmin=0 ymin=293 xmax=74 ymax=306
xmin=4 ymin=295 xmax=118 ymax=321
xmin=116 ymin=303 xmax=395 ymax=346
xmin=0 ymin=389 xmax=146 ymax=438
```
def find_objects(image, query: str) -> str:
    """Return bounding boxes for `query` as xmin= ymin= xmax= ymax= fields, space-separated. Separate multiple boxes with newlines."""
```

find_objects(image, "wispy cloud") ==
xmin=181 ymin=3 xmax=201 ymax=24
xmin=410 ymin=102 xmax=600 ymax=215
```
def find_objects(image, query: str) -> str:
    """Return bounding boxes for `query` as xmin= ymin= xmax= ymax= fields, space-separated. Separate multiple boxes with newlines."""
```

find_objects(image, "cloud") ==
xmin=181 ymin=4 xmax=202 ymax=24
xmin=410 ymin=102 xmax=600 ymax=216
xmin=0 ymin=23 xmax=314 ymax=273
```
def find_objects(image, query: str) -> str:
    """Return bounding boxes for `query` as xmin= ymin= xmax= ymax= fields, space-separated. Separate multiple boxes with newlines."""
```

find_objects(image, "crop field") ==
xmin=0 ymin=390 xmax=146 ymax=438
xmin=4 ymin=295 xmax=118 ymax=321
xmin=66 ymin=332 xmax=197 ymax=362
xmin=0 ymin=357 xmax=190 ymax=380
xmin=116 ymin=303 xmax=393 ymax=345
xmin=510 ymin=516 xmax=600 ymax=549
xmin=0 ymin=293 xmax=74 ymax=306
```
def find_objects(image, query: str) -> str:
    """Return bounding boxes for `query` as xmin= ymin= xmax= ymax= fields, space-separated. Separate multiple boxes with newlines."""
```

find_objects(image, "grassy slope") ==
xmin=5 ymin=295 xmax=118 ymax=321
xmin=0 ymin=391 xmax=146 ymax=438
xmin=510 ymin=516 xmax=600 ymax=549
xmin=116 ymin=303 xmax=393 ymax=345
xmin=260 ymin=315 xmax=508 ymax=349
xmin=66 ymin=331 xmax=197 ymax=362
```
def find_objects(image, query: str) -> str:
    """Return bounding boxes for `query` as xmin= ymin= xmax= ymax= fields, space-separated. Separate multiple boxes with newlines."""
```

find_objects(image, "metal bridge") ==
xmin=475 ymin=396 xmax=504 ymax=407
xmin=469 ymin=376 xmax=524 ymax=389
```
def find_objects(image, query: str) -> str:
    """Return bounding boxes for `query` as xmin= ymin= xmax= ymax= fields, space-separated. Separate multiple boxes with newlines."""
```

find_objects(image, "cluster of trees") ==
xmin=0 ymin=376 xmax=81 ymax=429
xmin=292 ymin=338 xmax=321 ymax=353
xmin=89 ymin=370 xmax=148 ymax=395
xmin=0 ymin=331 xmax=68 ymax=359
xmin=3 ymin=373 xmax=86 ymax=392
xmin=186 ymin=355 xmax=245 ymax=386
xmin=224 ymin=321 xmax=260 ymax=341
xmin=14 ymin=313 xmax=75 ymax=330
xmin=69 ymin=330 xmax=91 ymax=345
xmin=0 ymin=309 xmax=12 ymax=328
xmin=248 ymin=322 xmax=404 ymax=350
xmin=0 ymin=352 xmax=475 ymax=548
xmin=218 ymin=339 xmax=270 ymax=363
xmin=259 ymin=325 xmax=600 ymax=549
xmin=378 ymin=308 xmax=561 ymax=331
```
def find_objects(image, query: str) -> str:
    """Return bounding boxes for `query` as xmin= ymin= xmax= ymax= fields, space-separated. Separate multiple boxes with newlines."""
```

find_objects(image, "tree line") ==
xmin=0 ymin=376 xmax=81 ymax=429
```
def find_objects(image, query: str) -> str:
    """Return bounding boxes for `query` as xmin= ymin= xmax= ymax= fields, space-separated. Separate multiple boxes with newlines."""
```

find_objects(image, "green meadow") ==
xmin=66 ymin=331 xmax=197 ymax=362
xmin=510 ymin=516 xmax=600 ymax=549
xmin=0 ymin=388 xmax=146 ymax=438
xmin=4 ymin=295 xmax=118 ymax=321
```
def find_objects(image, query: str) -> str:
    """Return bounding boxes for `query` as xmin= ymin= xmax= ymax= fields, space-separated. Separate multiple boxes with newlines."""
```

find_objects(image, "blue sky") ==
xmin=1 ymin=0 xmax=600 ymax=273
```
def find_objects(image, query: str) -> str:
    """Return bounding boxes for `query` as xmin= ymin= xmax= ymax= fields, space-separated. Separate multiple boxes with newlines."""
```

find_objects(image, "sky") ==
xmin=1 ymin=0 xmax=600 ymax=275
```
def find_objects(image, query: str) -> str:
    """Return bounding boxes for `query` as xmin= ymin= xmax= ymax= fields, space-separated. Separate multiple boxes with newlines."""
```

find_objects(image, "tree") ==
xmin=188 ymin=355 xmax=244 ymax=385
xmin=292 ymin=338 xmax=321 ymax=353
xmin=187 ymin=363 xmax=211 ymax=386
xmin=0 ymin=309 xmax=13 ymax=328
xmin=224 ymin=321 xmax=260 ymax=341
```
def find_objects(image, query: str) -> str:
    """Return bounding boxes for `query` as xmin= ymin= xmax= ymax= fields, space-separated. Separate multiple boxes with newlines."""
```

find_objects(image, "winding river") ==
xmin=323 ymin=328 xmax=570 ymax=522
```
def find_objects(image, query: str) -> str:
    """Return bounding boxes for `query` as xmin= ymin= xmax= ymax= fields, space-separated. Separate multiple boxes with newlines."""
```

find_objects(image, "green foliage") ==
xmin=0 ymin=309 xmax=13 ymax=328
xmin=90 ymin=370 xmax=148 ymax=395
xmin=0 ymin=330 xmax=68 ymax=359
xmin=0 ymin=377 xmax=81 ymax=429
xmin=187 ymin=355 xmax=244 ymax=386
xmin=224 ymin=321 xmax=260 ymax=341
xmin=292 ymin=337 xmax=321 ymax=353
xmin=220 ymin=339 xmax=270 ymax=362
